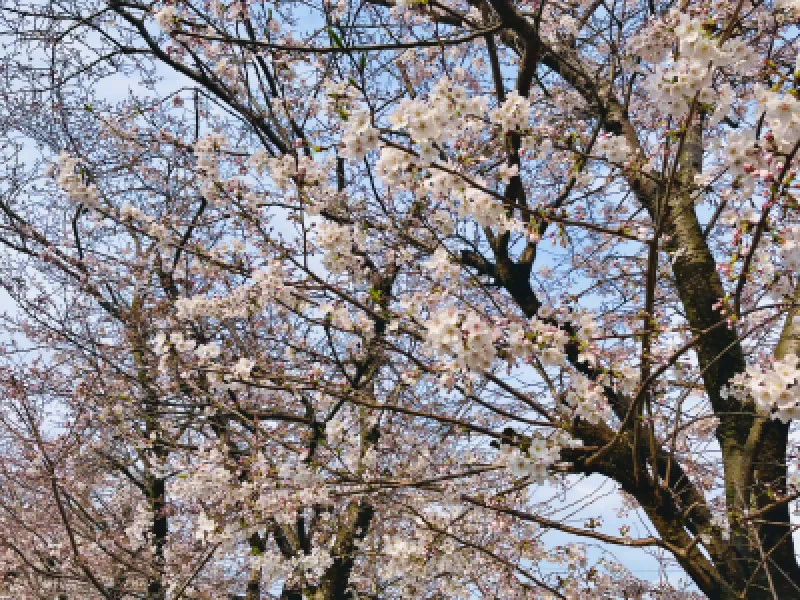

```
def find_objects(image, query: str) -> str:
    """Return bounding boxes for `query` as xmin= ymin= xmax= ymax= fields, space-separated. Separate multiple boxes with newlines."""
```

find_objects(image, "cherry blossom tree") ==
xmin=1 ymin=0 xmax=800 ymax=598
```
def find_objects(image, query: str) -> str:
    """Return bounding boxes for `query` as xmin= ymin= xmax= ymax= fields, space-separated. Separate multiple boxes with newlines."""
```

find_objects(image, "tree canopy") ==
xmin=1 ymin=0 xmax=800 ymax=598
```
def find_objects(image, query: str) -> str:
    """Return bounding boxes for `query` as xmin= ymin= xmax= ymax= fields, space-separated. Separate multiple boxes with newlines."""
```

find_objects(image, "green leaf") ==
xmin=327 ymin=26 xmax=343 ymax=48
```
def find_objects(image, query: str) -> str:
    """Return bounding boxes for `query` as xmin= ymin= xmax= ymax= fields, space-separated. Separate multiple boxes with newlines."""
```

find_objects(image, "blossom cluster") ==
xmin=506 ymin=314 xmax=570 ymax=367
xmin=425 ymin=307 xmax=497 ymax=372
xmin=314 ymin=221 xmax=366 ymax=274
xmin=497 ymin=430 xmax=581 ymax=483
xmin=459 ymin=186 xmax=511 ymax=229
xmin=756 ymin=85 xmax=800 ymax=154
xmin=421 ymin=247 xmax=460 ymax=281
xmin=340 ymin=77 xmax=494 ymax=162
xmin=375 ymin=146 xmax=520 ymax=232
xmin=378 ymin=533 xmax=474 ymax=599
xmin=595 ymin=133 xmax=632 ymax=165
xmin=725 ymin=131 xmax=762 ymax=177
xmin=725 ymin=354 xmax=800 ymax=422
xmin=490 ymin=90 xmax=530 ymax=132
xmin=626 ymin=12 xmax=679 ymax=64
xmin=195 ymin=133 xmax=228 ymax=178
xmin=565 ymin=373 xmax=612 ymax=424
xmin=781 ymin=224 xmax=800 ymax=271
xmin=339 ymin=110 xmax=381 ymax=160
xmin=638 ymin=12 xmax=757 ymax=118
xmin=153 ymin=5 xmax=177 ymax=31
xmin=715 ymin=83 xmax=800 ymax=203
xmin=426 ymin=308 xmax=581 ymax=376
xmin=287 ymin=547 xmax=335 ymax=586
xmin=56 ymin=152 xmax=99 ymax=206
xmin=386 ymin=77 xmax=490 ymax=144
xmin=375 ymin=146 xmax=415 ymax=186
xmin=347 ymin=80 xmax=539 ymax=233
xmin=172 ymin=266 xmax=288 ymax=325
xmin=776 ymin=0 xmax=800 ymax=15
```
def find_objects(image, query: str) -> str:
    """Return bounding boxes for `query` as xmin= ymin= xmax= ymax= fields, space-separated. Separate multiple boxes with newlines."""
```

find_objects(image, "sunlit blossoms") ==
xmin=639 ymin=11 xmax=757 ymax=118
xmin=565 ymin=373 xmax=612 ymax=425
xmin=153 ymin=5 xmax=177 ymax=31
xmin=726 ymin=354 xmax=800 ymax=422
xmin=425 ymin=308 xmax=497 ymax=372
xmin=490 ymin=90 xmax=530 ymax=132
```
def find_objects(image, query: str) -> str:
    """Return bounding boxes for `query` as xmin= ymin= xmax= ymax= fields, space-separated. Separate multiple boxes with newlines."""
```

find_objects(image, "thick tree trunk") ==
xmin=146 ymin=476 xmax=167 ymax=600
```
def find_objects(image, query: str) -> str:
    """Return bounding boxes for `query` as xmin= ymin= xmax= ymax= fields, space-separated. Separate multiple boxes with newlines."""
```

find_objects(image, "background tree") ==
xmin=1 ymin=0 xmax=800 ymax=599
